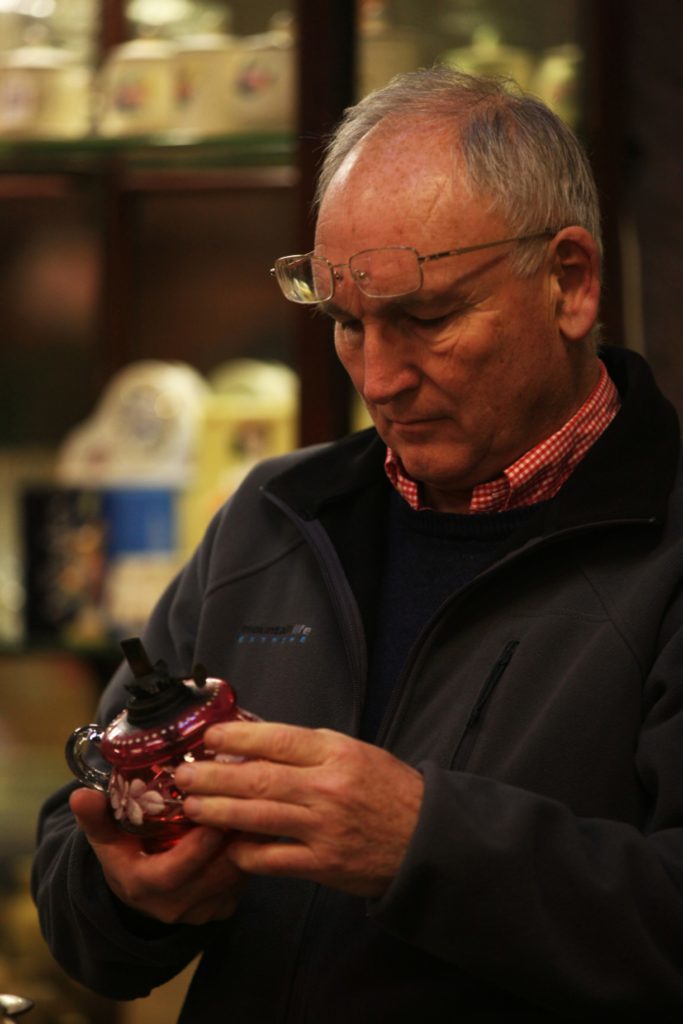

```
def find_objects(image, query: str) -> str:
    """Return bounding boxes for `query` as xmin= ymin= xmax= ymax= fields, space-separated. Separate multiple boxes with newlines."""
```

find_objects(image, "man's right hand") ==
xmin=69 ymin=788 xmax=246 ymax=925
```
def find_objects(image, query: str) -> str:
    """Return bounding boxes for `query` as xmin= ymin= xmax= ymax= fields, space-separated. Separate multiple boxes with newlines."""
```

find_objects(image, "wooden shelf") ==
xmin=0 ymin=174 xmax=80 ymax=198
xmin=0 ymin=131 xmax=295 ymax=174
xmin=120 ymin=165 xmax=297 ymax=193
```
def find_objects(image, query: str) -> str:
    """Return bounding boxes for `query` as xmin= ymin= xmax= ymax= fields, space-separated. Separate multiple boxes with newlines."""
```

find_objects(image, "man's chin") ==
xmin=397 ymin=454 xmax=477 ymax=509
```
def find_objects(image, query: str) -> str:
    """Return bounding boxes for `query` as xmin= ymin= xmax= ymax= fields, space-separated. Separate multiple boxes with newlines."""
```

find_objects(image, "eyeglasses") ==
xmin=270 ymin=231 xmax=556 ymax=305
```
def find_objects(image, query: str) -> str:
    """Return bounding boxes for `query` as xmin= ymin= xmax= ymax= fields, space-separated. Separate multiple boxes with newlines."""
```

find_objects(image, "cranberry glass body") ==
xmin=67 ymin=678 xmax=258 ymax=853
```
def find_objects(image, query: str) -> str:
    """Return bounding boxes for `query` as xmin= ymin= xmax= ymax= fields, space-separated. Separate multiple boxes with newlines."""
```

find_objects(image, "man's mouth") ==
xmin=390 ymin=416 xmax=440 ymax=428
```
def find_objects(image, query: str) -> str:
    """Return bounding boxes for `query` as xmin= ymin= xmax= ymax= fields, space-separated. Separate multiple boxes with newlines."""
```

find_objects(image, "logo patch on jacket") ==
xmin=238 ymin=623 xmax=312 ymax=645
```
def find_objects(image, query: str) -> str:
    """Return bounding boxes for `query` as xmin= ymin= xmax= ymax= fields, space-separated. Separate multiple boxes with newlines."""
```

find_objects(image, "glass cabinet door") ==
xmin=356 ymin=0 xmax=584 ymax=127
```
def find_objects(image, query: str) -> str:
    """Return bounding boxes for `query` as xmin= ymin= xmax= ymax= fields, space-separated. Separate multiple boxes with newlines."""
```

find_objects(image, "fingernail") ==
xmin=175 ymin=765 xmax=193 ymax=787
xmin=204 ymin=725 xmax=223 ymax=747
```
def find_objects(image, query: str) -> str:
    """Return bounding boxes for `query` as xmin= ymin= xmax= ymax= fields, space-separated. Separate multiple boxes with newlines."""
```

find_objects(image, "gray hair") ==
xmin=315 ymin=65 xmax=602 ymax=278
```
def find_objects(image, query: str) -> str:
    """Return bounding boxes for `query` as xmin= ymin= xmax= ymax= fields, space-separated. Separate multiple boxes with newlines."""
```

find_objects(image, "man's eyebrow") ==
xmin=402 ymin=283 xmax=470 ymax=309
xmin=317 ymin=289 xmax=467 ymax=320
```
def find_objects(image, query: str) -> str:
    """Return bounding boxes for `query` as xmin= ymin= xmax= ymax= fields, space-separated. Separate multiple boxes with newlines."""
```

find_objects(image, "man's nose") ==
xmin=360 ymin=322 xmax=420 ymax=404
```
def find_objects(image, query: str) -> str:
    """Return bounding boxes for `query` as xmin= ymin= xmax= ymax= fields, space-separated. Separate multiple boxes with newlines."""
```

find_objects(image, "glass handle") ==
xmin=65 ymin=725 xmax=110 ymax=792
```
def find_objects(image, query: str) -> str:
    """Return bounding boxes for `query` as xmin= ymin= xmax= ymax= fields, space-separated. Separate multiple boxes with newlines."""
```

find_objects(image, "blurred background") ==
xmin=0 ymin=0 xmax=681 ymax=1020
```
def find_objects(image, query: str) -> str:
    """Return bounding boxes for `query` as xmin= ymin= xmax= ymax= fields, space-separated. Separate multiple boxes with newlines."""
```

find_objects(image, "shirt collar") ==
xmin=384 ymin=360 xmax=621 ymax=513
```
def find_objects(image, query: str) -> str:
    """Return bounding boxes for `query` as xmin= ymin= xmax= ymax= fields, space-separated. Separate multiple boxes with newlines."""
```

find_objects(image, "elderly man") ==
xmin=33 ymin=68 xmax=683 ymax=1020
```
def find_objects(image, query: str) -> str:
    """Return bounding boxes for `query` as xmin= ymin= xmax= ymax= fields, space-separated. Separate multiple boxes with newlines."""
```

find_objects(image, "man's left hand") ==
xmin=174 ymin=722 xmax=424 ymax=899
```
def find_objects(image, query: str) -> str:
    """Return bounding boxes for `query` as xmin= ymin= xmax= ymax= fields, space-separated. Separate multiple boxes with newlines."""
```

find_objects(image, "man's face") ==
xmin=314 ymin=122 xmax=589 ymax=512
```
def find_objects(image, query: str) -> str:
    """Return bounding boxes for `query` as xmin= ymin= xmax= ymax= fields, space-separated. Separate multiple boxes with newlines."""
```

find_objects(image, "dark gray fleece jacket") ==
xmin=33 ymin=346 xmax=683 ymax=1021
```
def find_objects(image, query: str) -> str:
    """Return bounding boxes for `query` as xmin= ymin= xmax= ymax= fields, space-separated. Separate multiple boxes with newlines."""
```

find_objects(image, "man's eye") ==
xmin=409 ymin=313 xmax=452 ymax=328
xmin=337 ymin=319 xmax=363 ymax=335
xmin=334 ymin=320 xmax=363 ymax=345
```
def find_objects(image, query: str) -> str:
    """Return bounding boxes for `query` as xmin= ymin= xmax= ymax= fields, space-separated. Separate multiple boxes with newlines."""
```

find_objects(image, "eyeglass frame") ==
xmin=270 ymin=230 xmax=558 ymax=305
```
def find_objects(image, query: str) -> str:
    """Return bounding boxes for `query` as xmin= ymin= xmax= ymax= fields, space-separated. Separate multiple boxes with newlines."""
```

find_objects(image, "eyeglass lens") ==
xmin=348 ymin=248 xmax=422 ymax=298
xmin=276 ymin=256 xmax=329 ymax=303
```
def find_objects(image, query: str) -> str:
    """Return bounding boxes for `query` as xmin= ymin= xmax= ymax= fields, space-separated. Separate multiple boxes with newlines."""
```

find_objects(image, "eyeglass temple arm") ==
xmin=420 ymin=231 xmax=557 ymax=265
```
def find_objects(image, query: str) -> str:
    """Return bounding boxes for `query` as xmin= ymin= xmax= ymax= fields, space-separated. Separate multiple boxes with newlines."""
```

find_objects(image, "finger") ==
xmin=204 ymin=721 xmax=333 ymax=767
xmin=184 ymin=793 xmax=313 ymax=841
xmin=151 ymin=847 xmax=247 ymax=924
xmin=223 ymin=835 xmax=388 ymax=899
xmin=225 ymin=833 xmax=318 ymax=879
xmin=99 ymin=825 xmax=230 ymax=911
xmin=131 ymin=826 xmax=227 ymax=887
xmin=70 ymin=788 xmax=131 ymax=846
xmin=172 ymin=862 xmax=248 ymax=924
xmin=176 ymin=757 xmax=309 ymax=804
xmin=70 ymin=782 xmax=233 ymax=893
xmin=114 ymin=833 xmax=246 ymax=924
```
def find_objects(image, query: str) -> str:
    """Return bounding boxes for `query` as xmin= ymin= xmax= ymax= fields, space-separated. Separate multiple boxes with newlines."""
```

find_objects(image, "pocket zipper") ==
xmin=450 ymin=639 xmax=519 ymax=768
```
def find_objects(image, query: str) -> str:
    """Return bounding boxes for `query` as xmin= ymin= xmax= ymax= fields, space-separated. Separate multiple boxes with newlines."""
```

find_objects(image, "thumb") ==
xmin=69 ymin=787 xmax=121 ymax=844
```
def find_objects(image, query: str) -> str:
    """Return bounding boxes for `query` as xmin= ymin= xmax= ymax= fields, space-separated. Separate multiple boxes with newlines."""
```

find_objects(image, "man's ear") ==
xmin=550 ymin=227 xmax=601 ymax=342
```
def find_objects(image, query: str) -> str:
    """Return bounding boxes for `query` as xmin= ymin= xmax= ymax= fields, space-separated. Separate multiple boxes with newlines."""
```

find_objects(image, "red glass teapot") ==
xmin=66 ymin=638 xmax=258 ymax=853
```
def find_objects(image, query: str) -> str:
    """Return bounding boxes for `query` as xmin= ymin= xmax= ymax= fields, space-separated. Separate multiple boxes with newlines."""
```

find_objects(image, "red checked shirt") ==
xmin=385 ymin=360 xmax=620 ymax=513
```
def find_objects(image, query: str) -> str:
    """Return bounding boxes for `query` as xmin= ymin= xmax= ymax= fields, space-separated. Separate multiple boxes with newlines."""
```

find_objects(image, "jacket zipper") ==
xmin=263 ymin=496 xmax=372 ymax=1023
xmin=466 ymin=639 xmax=519 ymax=727
xmin=264 ymin=492 xmax=368 ymax=721
xmin=281 ymin=884 xmax=322 ymax=1024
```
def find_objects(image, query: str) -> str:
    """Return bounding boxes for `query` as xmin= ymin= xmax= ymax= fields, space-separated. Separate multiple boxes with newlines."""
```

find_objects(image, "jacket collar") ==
xmin=265 ymin=427 xmax=387 ymax=520
xmin=545 ymin=344 xmax=680 ymax=529
xmin=264 ymin=345 xmax=680 ymax=530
